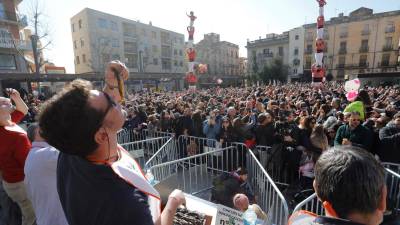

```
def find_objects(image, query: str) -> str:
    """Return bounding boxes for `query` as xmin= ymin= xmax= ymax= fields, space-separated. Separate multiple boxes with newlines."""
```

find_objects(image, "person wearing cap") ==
xmin=334 ymin=111 xmax=373 ymax=152
xmin=0 ymin=88 xmax=35 ymax=225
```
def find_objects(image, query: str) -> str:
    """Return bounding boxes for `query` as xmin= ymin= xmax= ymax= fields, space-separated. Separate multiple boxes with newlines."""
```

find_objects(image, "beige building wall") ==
xmin=303 ymin=8 xmax=400 ymax=80
xmin=246 ymin=32 xmax=289 ymax=76
xmin=71 ymin=8 xmax=185 ymax=75
xmin=196 ymin=33 xmax=240 ymax=76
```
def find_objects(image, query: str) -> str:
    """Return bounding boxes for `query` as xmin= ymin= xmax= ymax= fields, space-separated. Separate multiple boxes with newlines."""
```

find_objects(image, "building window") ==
xmin=124 ymin=41 xmax=137 ymax=53
xmin=360 ymin=39 xmax=368 ymax=52
xmin=123 ymin=23 xmax=136 ymax=37
xmin=293 ymin=68 xmax=297 ymax=74
xmin=263 ymin=49 xmax=270 ymax=54
xmin=0 ymin=54 xmax=16 ymax=70
xmin=101 ymin=54 xmax=110 ymax=65
xmin=385 ymin=37 xmax=393 ymax=48
xmin=295 ymin=35 xmax=299 ymax=40
xmin=112 ymin=38 xmax=119 ymax=48
xmin=179 ymin=50 xmax=183 ymax=56
xmin=160 ymin=32 xmax=170 ymax=44
xmin=161 ymin=45 xmax=171 ymax=58
xmin=294 ymin=48 xmax=299 ymax=56
xmin=162 ymin=58 xmax=171 ymax=70
xmin=112 ymin=54 xmax=120 ymax=60
xmin=98 ymin=37 xmax=110 ymax=47
xmin=179 ymin=61 xmax=183 ymax=67
xmin=278 ymin=47 xmax=284 ymax=56
xmin=151 ymin=31 xmax=157 ymax=40
xmin=80 ymin=38 xmax=84 ymax=47
xmin=340 ymin=26 xmax=348 ymax=38
xmin=97 ymin=18 xmax=108 ymax=29
xmin=71 ymin=23 xmax=75 ymax=32
xmin=110 ymin=21 xmax=118 ymax=31
xmin=153 ymin=58 xmax=158 ymax=65
xmin=306 ymin=44 xmax=312 ymax=54
xmin=174 ymin=49 xmax=177 ymax=55
xmin=386 ymin=21 xmax=395 ymax=33
xmin=174 ymin=60 xmax=178 ymax=66
xmin=76 ymin=56 xmax=80 ymax=65
xmin=338 ymin=55 xmax=346 ymax=67
xmin=125 ymin=54 xmax=137 ymax=68
xmin=78 ymin=19 xmax=82 ymax=29
xmin=339 ymin=41 xmax=347 ymax=54
xmin=74 ymin=40 xmax=77 ymax=49
xmin=381 ymin=54 xmax=390 ymax=66
xmin=362 ymin=24 xmax=370 ymax=35
xmin=359 ymin=55 xmax=367 ymax=67
xmin=82 ymin=54 xmax=86 ymax=63
xmin=152 ymin=45 xmax=158 ymax=54
xmin=141 ymin=28 xmax=146 ymax=37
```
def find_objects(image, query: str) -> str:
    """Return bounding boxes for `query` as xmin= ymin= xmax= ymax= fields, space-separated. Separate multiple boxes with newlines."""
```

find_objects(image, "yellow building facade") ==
xmin=303 ymin=7 xmax=400 ymax=80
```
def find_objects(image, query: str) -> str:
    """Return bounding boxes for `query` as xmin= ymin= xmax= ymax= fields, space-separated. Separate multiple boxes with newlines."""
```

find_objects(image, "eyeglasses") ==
xmin=101 ymin=91 xmax=117 ymax=122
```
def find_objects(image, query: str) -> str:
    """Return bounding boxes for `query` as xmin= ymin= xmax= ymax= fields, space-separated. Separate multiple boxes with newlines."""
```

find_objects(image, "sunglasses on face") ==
xmin=102 ymin=91 xmax=117 ymax=119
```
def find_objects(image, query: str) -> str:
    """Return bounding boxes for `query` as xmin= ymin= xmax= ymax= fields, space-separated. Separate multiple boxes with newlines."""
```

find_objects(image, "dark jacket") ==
xmin=334 ymin=124 xmax=373 ymax=152
xmin=378 ymin=124 xmax=400 ymax=163
xmin=57 ymin=153 xmax=153 ymax=225
xmin=255 ymin=122 xmax=275 ymax=146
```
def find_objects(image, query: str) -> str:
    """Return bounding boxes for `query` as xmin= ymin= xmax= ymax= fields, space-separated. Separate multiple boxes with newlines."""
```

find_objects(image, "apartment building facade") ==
xmin=195 ymin=33 xmax=240 ymax=76
xmin=71 ymin=8 xmax=186 ymax=75
xmin=246 ymin=32 xmax=289 ymax=76
xmin=303 ymin=7 xmax=400 ymax=80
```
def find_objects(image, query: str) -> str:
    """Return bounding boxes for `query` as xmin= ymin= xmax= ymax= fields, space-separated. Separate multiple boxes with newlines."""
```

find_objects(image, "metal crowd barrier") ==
xmin=255 ymin=145 xmax=295 ymax=188
xmin=117 ymin=128 xmax=174 ymax=144
xmin=247 ymin=145 xmax=290 ymax=225
xmin=120 ymin=137 xmax=171 ymax=168
xmin=382 ymin=162 xmax=400 ymax=175
xmin=292 ymin=167 xmax=400 ymax=217
xmin=176 ymin=135 xmax=218 ymax=159
xmin=145 ymin=136 xmax=177 ymax=170
xmin=148 ymin=146 xmax=237 ymax=197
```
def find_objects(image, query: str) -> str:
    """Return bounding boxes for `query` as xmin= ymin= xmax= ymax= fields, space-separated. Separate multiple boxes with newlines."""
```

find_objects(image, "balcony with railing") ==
xmin=305 ymin=49 xmax=313 ymax=55
xmin=339 ymin=32 xmax=348 ymax=38
xmin=262 ymin=52 xmax=274 ymax=57
xmin=0 ymin=36 xmax=32 ymax=51
xmin=338 ymin=48 xmax=347 ymax=54
xmin=344 ymin=63 xmax=369 ymax=69
xmin=378 ymin=61 xmax=397 ymax=68
xmin=361 ymin=30 xmax=370 ymax=36
xmin=359 ymin=46 xmax=369 ymax=53
xmin=385 ymin=26 xmax=395 ymax=33
xmin=336 ymin=64 xmax=345 ymax=69
xmin=382 ymin=45 xmax=393 ymax=51
xmin=0 ymin=10 xmax=18 ymax=22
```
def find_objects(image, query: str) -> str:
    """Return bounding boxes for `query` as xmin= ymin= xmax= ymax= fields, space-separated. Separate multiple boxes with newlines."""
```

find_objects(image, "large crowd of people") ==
xmin=0 ymin=60 xmax=399 ymax=225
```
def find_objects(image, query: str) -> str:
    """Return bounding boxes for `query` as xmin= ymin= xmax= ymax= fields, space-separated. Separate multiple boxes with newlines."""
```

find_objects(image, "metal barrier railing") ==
xmin=383 ymin=162 xmax=400 ymax=175
xmin=176 ymin=135 xmax=218 ymax=159
xmin=292 ymin=167 xmax=400 ymax=217
xmin=145 ymin=136 xmax=177 ymax=170
xmin=386 ymin=168 xmax=400 ymax=214
xmin=255 ymin=145 xmax=297 ymax=188
xmin=148 ymin=146 xmax=237 ymax=196
xmin=292 ymin=193 xmax=324 ymax=215
xmin=247 ymin=144 xmax=290 ymax=225
xmin=117 ymin=128 xmax=174 ymax=144
xmin=120 ymin=137 xmax=171 ymax=168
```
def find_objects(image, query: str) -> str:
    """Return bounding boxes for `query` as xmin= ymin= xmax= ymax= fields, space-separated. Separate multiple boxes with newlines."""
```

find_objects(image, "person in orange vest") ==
xmin=289 ymin=146 xmax=387 ymax=225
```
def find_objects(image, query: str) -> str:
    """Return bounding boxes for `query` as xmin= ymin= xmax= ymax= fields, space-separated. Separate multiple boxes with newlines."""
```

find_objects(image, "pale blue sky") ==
xmin=18 ymin=0 xmax=400 ymax=73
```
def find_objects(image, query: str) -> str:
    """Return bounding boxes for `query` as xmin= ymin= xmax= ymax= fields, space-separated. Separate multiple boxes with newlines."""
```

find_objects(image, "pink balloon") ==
xmin=346 ymin=90 xmax=358 ymax=101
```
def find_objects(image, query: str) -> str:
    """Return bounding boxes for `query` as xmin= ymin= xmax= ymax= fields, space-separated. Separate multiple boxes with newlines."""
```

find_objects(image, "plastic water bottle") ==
xmin=243 ymin=208 xmax=257 ymax=225
xmin=145 ymin=170 xmax=156 ymax=186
